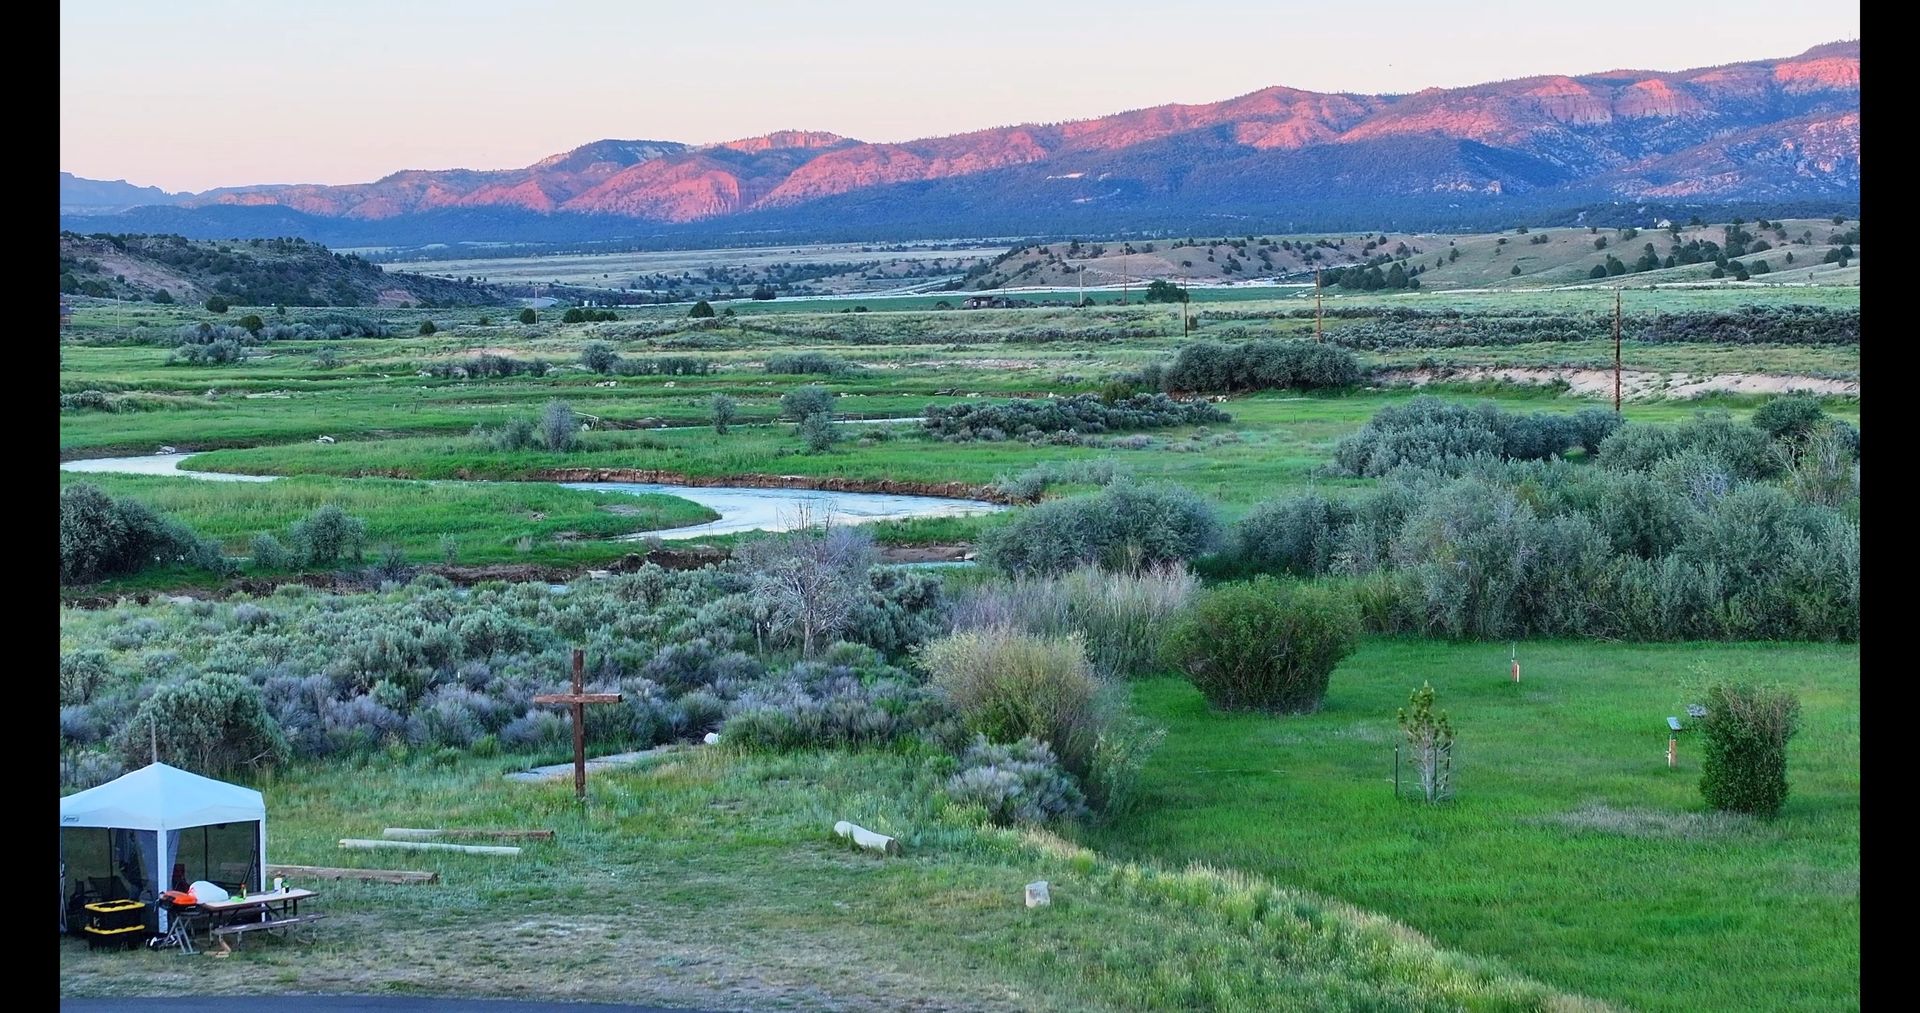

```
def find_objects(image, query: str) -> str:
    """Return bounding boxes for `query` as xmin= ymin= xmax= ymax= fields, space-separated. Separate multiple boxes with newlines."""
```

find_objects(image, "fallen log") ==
xmin=381 ymin=828 xmax=555 ymax=842
xmin=266 ymin=864 xmax=437 ymax=885
xmin=833 ymin=820 xmax=900 ymax=856
xmin=339 ymin=838 xmax=521 ymax=856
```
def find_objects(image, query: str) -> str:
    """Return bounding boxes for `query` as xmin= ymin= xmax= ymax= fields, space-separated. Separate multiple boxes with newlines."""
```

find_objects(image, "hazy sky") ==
xmin=60 ymin=0 xmax=1859 ymax=193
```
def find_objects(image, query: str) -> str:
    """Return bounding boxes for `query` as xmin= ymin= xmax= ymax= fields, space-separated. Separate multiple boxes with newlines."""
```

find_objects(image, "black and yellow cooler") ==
xmin=81 ymin=899 xmax=149 ymax=949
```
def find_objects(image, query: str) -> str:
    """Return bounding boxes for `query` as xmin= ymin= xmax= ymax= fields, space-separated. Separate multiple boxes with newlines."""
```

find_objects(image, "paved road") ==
xmin=63 ymin=998 xmax=718 ymax=1013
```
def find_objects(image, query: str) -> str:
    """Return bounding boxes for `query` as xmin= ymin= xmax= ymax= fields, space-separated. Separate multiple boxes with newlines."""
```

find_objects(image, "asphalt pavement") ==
xmin=62 ymin=997 xmax=722 ymax=1013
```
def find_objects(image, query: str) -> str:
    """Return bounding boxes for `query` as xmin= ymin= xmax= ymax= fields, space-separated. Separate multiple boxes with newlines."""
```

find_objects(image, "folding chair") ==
xmin=149 ymin=899 xmax=200 ymax=955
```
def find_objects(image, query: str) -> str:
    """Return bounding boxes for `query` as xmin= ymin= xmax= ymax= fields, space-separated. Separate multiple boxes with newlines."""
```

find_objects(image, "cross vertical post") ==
xmin=1613 ymin=287 xmax=1622 ymax=414
xmin=532 ymin=647 xmax=624 ymax=800
xmin=570 ymin=649 xmax=585 ymax=799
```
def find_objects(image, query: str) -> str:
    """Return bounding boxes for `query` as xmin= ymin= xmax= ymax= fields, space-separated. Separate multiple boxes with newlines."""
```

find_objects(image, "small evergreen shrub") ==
xmin=1697 ymin=683 xmax=1801 ymax=816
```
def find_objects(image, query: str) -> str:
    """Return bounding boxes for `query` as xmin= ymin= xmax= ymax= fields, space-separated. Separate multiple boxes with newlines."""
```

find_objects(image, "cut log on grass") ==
xmin=833 ymin=820 xmax=900 ymax=856
xmin=339 ymin=838 xmax=521 ymax=856
xmin=266 ymin=864 xmax=437 ymax=885
xmin=381 ymin=828 xmax=556 ymax=842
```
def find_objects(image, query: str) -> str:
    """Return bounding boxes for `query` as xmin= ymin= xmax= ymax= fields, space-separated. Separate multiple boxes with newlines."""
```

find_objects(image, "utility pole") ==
xmin=1077 ymin=265 xmax=1084 ymax=308
xmin=1167 ymin=272 xmax=1182 ymax=339
xmin=1315 ymin=269 xmax=1324 ymax=341
xmin=1613 ymin=287 xmax=1622 ymax=414
xmin=1121 ymin=255 xmax=1129 ymax=305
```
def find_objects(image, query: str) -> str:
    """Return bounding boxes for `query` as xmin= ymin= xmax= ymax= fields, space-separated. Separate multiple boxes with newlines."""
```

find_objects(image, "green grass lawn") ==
xmin=59 ymin=748 xmax=1595 ymax=1011
xmin=1089 ymin=640 xmax=1860 ymax=1013
xmin=57 ymin=473 xmax=715 ymax=592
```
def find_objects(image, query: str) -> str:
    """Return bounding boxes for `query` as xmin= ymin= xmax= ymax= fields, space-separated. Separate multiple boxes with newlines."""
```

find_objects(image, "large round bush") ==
xmin=980 ymin=483 xmax=1221 ymax=576
xmin=1161 ymin=577 xmax=1360 ymax=713
xmin=115 ymin=673 xmax=291 ymax=776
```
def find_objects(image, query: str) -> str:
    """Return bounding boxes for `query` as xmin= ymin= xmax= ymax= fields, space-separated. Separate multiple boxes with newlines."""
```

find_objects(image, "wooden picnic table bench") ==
xmin=210 ymin=912 xmax=325 ymax=947
xmin=190 ymin=888 xmax=323 ymax=953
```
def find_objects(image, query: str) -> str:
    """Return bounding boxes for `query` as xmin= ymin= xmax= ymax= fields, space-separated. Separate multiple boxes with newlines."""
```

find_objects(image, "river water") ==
xmin=60 ymin=454 xmax=1003 ymax=541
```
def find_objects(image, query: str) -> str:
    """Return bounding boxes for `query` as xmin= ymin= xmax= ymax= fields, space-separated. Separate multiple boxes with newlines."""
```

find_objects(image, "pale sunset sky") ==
xmin=60 ymin=0 xmax=1860 ymax=193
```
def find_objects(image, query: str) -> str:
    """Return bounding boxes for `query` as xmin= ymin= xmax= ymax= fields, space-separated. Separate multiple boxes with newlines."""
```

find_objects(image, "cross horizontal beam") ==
xmin=532 ymin=693 xmax=623 ymax=704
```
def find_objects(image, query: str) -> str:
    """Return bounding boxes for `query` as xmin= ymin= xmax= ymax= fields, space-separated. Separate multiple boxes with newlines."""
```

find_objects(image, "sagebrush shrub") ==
xmin=980 ymin=483 xmax=1222 ymax=576
xmin=288 ymin=504 xmax=367 ymax=565
xmin=798 ymin=412 xmax=840 ymax=453
xmin=765 ymin=352 xmax=855 ymax=376
xmin=116 ymin=673 xmax=291 ymax=775
xmin=1160 ymin=339 xmax=1360 ymax=392
xmin=1697 ymin=683 xmax=1801 ymax=816
xmin=1751 ymin=394 xmax=1828 ymax=442
xmin=60 ymin=483 xmax=223 ymax=584
xmin=924 ymin=393 xmax=1228 ymax=441
xmin=1600 ymin=412 xmax=1778 ymax=481
xmin=945 ymin=736 xmax=1089 ymax=826
xmin=60 ymin=650 xmax=113 ymax=705
xmin=540 ymin=400 xmax=579 ymax=452
xmin=1329 ymin=397 xmax=1589 ymax=477
xmin=249 ymin=532 xmax=297 ymax=570
xmin=1162 ymin=577 xmax=1360 ymax=713
xmin=1230 ymin=494 xmax=1354 ymax=576
xmin=780 ymin=384 xmax=834 ymax=421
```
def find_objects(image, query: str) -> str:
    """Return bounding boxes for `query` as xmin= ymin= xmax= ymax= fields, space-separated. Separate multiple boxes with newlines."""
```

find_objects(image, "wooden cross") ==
xmin=532 ymin=648 xmax=623 ymax=799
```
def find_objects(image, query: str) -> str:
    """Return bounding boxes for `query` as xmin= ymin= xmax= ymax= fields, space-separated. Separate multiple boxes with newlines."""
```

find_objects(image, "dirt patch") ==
xmin=1540 ymin=803 xmax=1762 ymax=840
xmin=531 ymin=469 xmax=1017 ymax=504
xmin=1375 ymin=366 xmax=1858 ymax=400
xmin=877 ymin=543 xmax=976 ymax=563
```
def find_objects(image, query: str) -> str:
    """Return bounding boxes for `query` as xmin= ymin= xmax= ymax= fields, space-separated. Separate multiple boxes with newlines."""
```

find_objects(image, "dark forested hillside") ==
xmin=57 ymin=233 xmax=505 ymax=307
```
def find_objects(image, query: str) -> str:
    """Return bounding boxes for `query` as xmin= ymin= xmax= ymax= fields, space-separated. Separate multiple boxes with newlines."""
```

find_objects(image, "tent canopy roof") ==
xmin=59 ymin=762 xmax=265 ymax=832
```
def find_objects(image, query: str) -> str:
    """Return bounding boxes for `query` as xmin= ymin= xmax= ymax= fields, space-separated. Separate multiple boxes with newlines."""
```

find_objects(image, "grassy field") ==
xmin=57 ymin=278 xmax=1860 ymax=1009
xmin=58 ymin=744 xmax=1598 ymax=1011
xmin=181 ymin=388 xmax=1855 ymax=508
xmin=56 ymin=471 xmax=715 ymax=578
xmin=58 ymin=286 xmax=1860 ymax=600
xmin=1091 ymin=641 xmax=1861 ymax=1013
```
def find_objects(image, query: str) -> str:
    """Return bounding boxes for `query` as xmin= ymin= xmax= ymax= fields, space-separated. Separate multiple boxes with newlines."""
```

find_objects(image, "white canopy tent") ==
xmin=59 ymin=763 xmax=267 ymax=931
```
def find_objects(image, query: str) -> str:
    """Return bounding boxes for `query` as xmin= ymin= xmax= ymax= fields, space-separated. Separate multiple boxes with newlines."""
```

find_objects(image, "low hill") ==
xmin=974 ymin=216 xmax=1859 ymax=292
xmin=57 ymin=232 xmax=506 ymax=307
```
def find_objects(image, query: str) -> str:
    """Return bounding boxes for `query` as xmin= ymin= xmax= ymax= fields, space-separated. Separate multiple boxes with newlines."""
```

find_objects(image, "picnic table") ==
xmin=156 ymin=888 xmax=322 ymax=955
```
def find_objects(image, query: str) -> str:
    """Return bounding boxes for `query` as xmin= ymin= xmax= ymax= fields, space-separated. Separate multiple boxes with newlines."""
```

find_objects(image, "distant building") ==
xmin=962 ymin=295 xmax=1035 ymax=309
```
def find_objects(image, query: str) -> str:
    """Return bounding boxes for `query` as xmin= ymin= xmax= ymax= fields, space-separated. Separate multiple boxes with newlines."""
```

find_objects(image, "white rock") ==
xmin=1025 ymin=881 xmax=1050 ymax=907
xmin=703 ymin=732 xmax=721 ymax=745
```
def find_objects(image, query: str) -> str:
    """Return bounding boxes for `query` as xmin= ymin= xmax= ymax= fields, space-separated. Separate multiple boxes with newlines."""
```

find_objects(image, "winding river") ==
xmin=59 ymin=454 xmax=1004 ymax=541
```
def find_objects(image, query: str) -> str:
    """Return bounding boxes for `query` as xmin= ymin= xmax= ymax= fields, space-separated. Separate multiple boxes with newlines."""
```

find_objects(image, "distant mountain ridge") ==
xmin=62 ymin=41 xmax=1858 ymax=242
xmin=60 ymin=172 xmax=191 ymax=213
